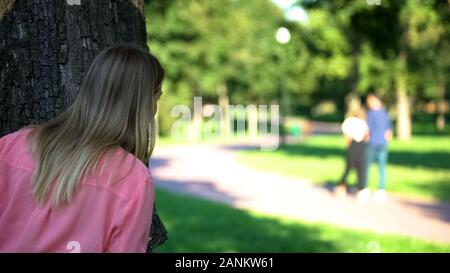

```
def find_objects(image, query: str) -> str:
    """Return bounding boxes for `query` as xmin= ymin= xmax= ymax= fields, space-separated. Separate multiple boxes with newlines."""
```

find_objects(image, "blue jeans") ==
xmin=364 ymin=144 xmax=388 ymax=190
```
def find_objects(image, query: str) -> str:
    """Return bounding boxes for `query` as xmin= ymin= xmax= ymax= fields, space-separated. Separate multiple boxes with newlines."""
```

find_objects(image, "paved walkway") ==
xmin=150 ymin=142 xmax=450 ymax=244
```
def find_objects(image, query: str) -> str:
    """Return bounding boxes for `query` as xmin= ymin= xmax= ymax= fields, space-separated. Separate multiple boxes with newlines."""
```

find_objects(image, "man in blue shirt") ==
xmin=358 ymin=94 xmax=393 ymax=203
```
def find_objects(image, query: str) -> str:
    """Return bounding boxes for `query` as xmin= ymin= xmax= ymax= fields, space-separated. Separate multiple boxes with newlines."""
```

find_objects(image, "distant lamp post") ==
xmin=275 ymin=27 xmax=291 ymax=145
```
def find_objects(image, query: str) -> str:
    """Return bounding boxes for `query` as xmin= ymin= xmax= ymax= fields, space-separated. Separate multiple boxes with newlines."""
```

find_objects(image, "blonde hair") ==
xmin=26 ymin=44 xmax=164 ymax=206
xmin=350 ymin=108 xmax=366 ymax=120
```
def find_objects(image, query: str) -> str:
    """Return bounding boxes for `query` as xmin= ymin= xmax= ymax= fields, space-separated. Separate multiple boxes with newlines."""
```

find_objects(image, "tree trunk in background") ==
xmin=345 ymin=48 xmax=361 ymax=118
xmin=437 ymin=80 xmax=446 ymax=132
xmin=395 ymin=49 xmax=412 ymax=140
xmin=217 ymin=83 xmax=230 ymax=137
xmin=0 ymin=0 xmax=167 ymax=251
xmin=396 ymin=86 xmax=411 ymax=140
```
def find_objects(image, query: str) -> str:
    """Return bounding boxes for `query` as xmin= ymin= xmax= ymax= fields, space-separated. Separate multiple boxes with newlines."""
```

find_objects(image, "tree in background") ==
xmin=146 ymin=0 xmax=315 ymax=135
xmin=409 ymin=0 xmax=449 ymax=132
xmin=146 ymin=0 xmax=448 ymax=138
xmin=301 ymin=0 xmax=449 ymax=139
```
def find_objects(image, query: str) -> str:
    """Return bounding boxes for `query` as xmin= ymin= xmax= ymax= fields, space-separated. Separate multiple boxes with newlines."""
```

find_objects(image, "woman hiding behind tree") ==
xmin=0 ymin=44 xmax=164 ymax=252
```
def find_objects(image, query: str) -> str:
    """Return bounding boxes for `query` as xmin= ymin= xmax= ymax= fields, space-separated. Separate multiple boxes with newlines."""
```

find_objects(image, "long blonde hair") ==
xmin=26 ymin=44 xmax=164 ymax=206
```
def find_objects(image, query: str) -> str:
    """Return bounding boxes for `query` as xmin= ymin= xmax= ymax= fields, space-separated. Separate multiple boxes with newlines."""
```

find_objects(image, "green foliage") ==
xmin=146 ymin=0 xmax=322 ymax=134
xmin=145 ymin=0 xmax=450 ymax=134
xmin=302 ymin=0 xmax=449 ymax=100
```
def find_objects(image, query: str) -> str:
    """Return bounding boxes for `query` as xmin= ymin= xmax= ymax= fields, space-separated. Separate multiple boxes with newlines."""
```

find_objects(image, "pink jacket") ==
xmin=0 ymin=128 xmax=154 ymax=253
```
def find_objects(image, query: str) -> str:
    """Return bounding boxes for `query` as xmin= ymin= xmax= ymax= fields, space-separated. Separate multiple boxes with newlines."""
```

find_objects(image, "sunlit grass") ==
xmin=155 ymin=189 xmax=450 ymax=253
xmin=238 ymin=135 xmax=450 ymax=201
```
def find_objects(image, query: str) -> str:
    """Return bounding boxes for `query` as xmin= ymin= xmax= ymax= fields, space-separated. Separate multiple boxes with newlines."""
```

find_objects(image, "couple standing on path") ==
xmin=336 ymin=94 xmax=393 ymax=203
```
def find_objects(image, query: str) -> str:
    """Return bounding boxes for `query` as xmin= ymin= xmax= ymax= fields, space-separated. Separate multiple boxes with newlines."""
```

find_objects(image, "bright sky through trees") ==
xmin=272 ymin=0 xmax=309 ymax=23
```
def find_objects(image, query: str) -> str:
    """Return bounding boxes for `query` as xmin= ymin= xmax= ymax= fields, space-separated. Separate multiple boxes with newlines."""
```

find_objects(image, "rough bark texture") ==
xmin=0 ymin=0 xmax=167 ymax=251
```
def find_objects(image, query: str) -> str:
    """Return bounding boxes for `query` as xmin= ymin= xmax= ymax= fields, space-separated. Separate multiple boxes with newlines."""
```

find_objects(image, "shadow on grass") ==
xmin=404 ymin=180 xmax=450 ymax=204
xmin=153 ymin=189 xmax=339 ymax=253
xmin=399 ymin=194 xmax=450 ymax=224
xmin=412 ymin=121 xmax=450 ymax=136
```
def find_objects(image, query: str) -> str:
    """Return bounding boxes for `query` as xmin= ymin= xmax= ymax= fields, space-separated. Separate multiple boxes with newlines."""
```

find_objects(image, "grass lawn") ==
xmin=238 ymin=135 xmax=450 ymax=202
xmin=154 ymin=189 xmax=450 ymax=252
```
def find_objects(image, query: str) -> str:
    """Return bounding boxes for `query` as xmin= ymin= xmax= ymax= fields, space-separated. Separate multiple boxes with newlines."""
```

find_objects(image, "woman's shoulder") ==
xmin=0 ymin=127 xmax=32 ymax=143
xmin=0 ymin=127 xmax=34 ymax=162
xmin=85 ymin=148 xmax=153 ymax=200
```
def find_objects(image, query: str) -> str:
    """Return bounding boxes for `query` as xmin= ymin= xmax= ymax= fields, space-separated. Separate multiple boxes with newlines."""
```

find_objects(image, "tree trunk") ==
xmin=345 ymin=46 xmax=361 ymax=118
xmin=395 ymin=49 xmax=412 ymax=140
xmin=0 ymin=0 xmax=167 ymax=251
xmin=437 ymin=80 xmax=446 ymax=132
xmin=396 ymin=85 xmax=411 ymax=140
xmin=217 ymin=83 xmax=230 ymax=137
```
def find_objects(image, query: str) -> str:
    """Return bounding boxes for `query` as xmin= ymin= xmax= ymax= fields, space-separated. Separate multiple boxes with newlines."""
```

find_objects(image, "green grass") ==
xmin=238 ymin=135 xmax=450 ymax=202
xmin=155 ymin=189 xmax=450 ymax=252
xmin=413 ymin=122 xmax=450 ymax=135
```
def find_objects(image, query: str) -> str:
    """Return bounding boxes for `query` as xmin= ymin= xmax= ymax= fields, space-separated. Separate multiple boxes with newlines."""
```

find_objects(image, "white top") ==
xmin=341 ymin=117 xmax=369 ymax=142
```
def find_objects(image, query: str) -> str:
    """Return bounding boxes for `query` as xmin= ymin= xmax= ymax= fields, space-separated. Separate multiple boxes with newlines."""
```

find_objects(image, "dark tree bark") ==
xmin=0 ymin=0 xmax=167 ymax=251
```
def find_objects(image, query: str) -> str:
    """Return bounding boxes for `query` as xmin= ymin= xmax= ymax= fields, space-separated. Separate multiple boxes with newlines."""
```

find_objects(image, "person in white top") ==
xmin=335 ymin=108 xmax=369 ymax=197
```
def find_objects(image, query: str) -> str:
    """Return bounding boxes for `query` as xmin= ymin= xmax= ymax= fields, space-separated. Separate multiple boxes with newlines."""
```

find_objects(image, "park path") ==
xmin=150 ymin=141 xmax=450 ymax=244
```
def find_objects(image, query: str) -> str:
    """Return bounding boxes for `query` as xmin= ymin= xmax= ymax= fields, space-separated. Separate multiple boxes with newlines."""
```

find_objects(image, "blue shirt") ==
xmin=367 ymin=109 xmax=391 ymax=147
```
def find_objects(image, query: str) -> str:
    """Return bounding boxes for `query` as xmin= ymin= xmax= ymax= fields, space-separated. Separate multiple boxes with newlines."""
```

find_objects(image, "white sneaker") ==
xmin=357 ymin=188 xmax=371 ymax=204
xmin=374 ymin=189 xmax=387 ymax=203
